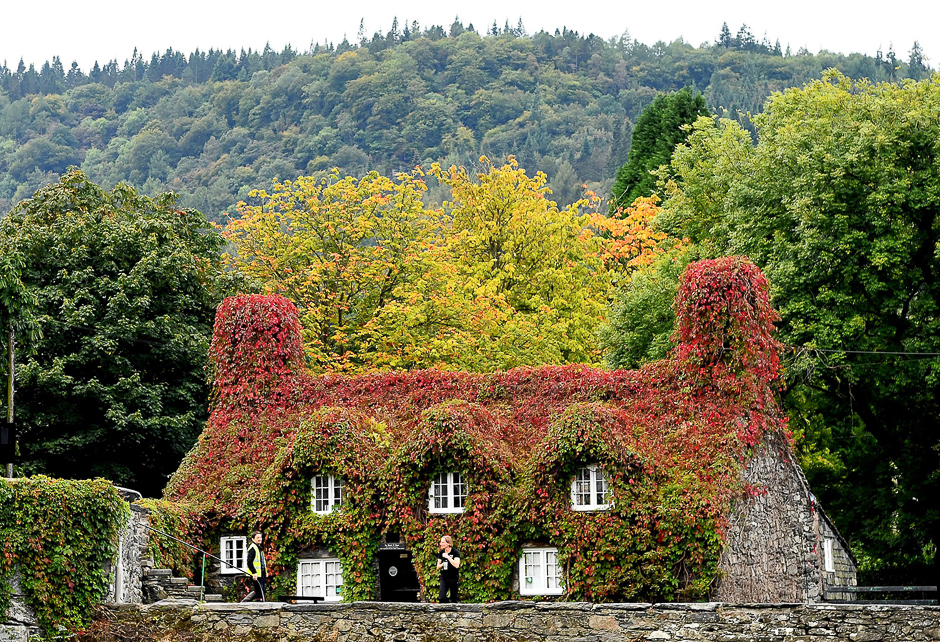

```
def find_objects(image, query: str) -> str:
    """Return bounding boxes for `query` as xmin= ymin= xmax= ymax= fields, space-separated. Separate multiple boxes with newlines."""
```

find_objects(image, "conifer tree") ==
xmin=608 ymin=87 xmax=709 ymax=213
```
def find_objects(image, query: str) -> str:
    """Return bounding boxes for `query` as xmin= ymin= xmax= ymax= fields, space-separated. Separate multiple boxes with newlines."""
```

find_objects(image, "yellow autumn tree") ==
xmin=224 ymin=160 xmax=675 ymax=373
xmin=223 ymin=170 xmax=435 ymax=372
xmin=364 ymin=157 xmax=666 ymax=369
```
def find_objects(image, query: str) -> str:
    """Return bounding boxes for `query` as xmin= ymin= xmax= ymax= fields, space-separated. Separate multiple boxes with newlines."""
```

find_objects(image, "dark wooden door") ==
xmin=378 ymin=549 xmax=420 ymax=602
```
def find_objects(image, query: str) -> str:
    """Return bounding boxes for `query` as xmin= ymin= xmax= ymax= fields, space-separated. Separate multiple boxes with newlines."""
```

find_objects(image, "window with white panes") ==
xmin=519 ymin=547 xmax=564 ymax=596
xmin=570 ymin=465 xmax=611 ymax=511
xmin=220 ymin=536 xmax=247 ymax=575
xmin=824 ymin=538 xmax=835 ymax=572
xmin=311 ymin=474 xmax=344 ymax=514
xmin=297 ymin=559 xmax=344 ymax=601
xmin=428 ymin=472 xmax=467 ymax=514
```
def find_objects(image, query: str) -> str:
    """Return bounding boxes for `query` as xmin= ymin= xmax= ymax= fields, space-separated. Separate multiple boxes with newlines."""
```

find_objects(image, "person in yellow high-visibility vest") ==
xmin=241 ymin=531 xmax=267 ymax=602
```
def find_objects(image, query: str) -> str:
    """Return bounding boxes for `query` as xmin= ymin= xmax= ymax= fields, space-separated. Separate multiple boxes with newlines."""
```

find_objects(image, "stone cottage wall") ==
xmin=717 ymin=431 xmax=825 ymax=602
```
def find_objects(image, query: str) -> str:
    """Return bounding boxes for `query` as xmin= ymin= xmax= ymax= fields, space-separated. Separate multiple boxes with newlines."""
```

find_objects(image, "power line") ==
xmin=787 ymin=346 xmax=940 ymax=357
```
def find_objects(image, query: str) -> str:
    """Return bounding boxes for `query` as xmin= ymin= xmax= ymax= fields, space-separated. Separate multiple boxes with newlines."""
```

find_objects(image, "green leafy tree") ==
xmin=637 ymin=73 xmax=940 ymax=583
xmin=2 ymin=30 xmax=927 ymax=223
xmin=601 ymin=248 xmax=690 ymax=369
xmin=608 ymin=87 xmax=709 ymax=213
xmin=0 ymin=171 xmax=228 ymax=497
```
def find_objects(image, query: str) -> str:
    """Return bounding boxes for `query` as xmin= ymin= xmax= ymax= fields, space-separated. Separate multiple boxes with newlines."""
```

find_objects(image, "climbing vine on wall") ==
xmin=0 ymin=477 xmax=128 ymax=632
xmin=256 ymin=407 xmax=389 ymax=600
xmin=136 ymin=498 xmax=207 ymax=579
xmin=385 ymin=401 xmax=519 ymax=602
xmin=157 ymin=256 xmax=788 ymax=603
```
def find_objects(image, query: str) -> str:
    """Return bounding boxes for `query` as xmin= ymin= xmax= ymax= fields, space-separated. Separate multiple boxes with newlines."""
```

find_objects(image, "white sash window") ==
xmin=312 ymin=475 xmax=344 ymax=514
xmin=297 ymin=558 xmax=344 ymax=601
xmin=428 ymin=471 xmax=467 ymax=514
xmin=519 ymin=547 xmax=564 ymax=596
xmin=220 ymin=536 xmax=247 ymax=575
xmin=571 ymin=465 xmax=611 ymax=511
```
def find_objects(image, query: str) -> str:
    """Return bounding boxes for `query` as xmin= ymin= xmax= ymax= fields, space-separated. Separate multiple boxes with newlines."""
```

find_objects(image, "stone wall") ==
xmin=716 ymin=431 xmax=845 ymax=603
xmin=96 ymin=600 xmax=940 ymax=642
xmin=1 ymin=573 xmax=40 ymax=642
xmin=105 ymin=503 xmax=151 ymax=604
xmin=2 ymin=495 xmax=151 ymax=642
xmin=818 ymin=508 xmax=857 ymax=601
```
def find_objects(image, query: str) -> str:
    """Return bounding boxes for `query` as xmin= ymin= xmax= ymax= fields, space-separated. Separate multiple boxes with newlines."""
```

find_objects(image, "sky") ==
xmin=3 ymin=0 xmax=938 ymax=71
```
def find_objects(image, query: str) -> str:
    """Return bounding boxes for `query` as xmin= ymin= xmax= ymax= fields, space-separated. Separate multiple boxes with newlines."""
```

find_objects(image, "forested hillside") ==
xmin=0 ymin=21 xmax=930 ymax=219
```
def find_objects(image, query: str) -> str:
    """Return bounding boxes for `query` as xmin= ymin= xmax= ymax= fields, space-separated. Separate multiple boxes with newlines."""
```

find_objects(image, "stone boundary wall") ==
xmin=105 ymin=503 xmax=150 ymax=604
xmin=93 ymin=599 xmax=940 ymax=642
xmin=0 ymin=573 xmax=39 ymax=642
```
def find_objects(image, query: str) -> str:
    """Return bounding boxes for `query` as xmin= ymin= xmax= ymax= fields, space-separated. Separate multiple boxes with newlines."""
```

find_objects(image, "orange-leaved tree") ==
xmin=591 ymin=195 xmax=679 ymax=274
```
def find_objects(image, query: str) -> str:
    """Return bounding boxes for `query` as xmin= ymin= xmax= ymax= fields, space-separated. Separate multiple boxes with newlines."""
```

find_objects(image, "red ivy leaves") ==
xmin=161 ymin=257 xmax=789 ymax=602
xmin=208 ymin=294 xmax=304 ymax=409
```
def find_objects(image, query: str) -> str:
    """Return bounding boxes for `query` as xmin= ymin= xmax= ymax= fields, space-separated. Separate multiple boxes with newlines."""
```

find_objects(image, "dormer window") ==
xmin=570 ymin=465 xmax=611 ymax=511
xmin=428 ymin=472 xmax=466 ymax=514
xmin=312 ymin=475 xmax=344 ymax=514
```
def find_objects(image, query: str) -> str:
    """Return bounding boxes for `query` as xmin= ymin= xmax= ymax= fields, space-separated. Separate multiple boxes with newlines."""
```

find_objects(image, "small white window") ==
xmin=824 ymin=538 xmax=835 ymax=572
xmin=297 ymin=558 xmax=344 ymax=601
xmin=571 ymin=465 xmax=612 ymax=511
xmin=312 ymin=475 xmax=344 ymax=514
xmin=519 ymin=547 xmax=564 ymax=596
xmin=220 ymin=536 xmax=247 ymax=575
xmin=428 ymin=472 xmax=467 ymax=514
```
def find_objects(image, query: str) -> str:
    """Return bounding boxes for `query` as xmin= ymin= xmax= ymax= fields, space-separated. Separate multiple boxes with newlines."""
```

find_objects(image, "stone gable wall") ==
xmin=92 ymin=600 xmax=940 ymax=642
xmin=818 ymin=511 xmax=857 ymax=600
xmin=717 ymin=431 xmax=842 ymax=602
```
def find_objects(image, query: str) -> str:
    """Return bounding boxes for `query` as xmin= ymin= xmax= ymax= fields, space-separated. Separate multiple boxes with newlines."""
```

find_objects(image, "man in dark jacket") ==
xmin=436 ymin=535 xmax=461 ymax=603
xmin=242 ymin=531 xmax=267 ymax=602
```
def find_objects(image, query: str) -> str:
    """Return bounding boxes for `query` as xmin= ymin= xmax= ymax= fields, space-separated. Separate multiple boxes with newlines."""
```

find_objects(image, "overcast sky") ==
xmin=3 ymin=0 xmax=938 ymax=71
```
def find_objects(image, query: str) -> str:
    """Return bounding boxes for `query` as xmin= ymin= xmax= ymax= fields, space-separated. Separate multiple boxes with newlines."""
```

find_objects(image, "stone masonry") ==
xmin=104 ymin=503 xmax=151 ymax=604
xmin=100 ymin=599 xmax=940 ymax=642
xmin=716 ymin=431 xmax=855 ymax=603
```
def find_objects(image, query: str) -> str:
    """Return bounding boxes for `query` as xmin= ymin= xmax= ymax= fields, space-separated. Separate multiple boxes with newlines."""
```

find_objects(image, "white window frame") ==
xmin=570 ymin=465 xmax=612 ymax=511
xmin=297 ymin=558 xmax=344 ymax=602
xmin=220 ymin=536 xmax=247 ymax=575
xmin=519 ymin=547 xmax=564 ymax=596
xmin=311 ymin=474 xmax=344 ymax=514
xmin=428 ymin=471 xmax=467 ymax=514
xmin=824 ymin=538 xmax=835 ymax=572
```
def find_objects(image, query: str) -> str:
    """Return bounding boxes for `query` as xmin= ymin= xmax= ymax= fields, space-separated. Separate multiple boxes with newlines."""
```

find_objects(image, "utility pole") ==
xmin=5 ymin=323 xmax=13 ymax=479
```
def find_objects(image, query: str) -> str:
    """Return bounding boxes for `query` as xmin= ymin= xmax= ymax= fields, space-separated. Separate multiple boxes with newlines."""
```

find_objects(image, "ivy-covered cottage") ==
xmin=155 ymin=256 xmax=855 ymax=604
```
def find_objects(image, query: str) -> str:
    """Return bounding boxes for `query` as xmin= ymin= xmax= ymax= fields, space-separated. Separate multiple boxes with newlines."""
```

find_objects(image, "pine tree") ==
xmin=909 ymin=41 xmax=926 ymax=80
xmin=609 ymin=87 xmax=709 ymax=213
xmin=718 ymin=23 xmax=732 ymax=48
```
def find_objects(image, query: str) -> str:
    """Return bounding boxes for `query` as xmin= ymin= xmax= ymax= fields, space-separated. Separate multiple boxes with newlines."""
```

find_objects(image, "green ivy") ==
xmin=0 ymin=476 xmax=129 ymax=632
xmin=159 ymin=256 xmax=789 ymax=605
xmin=135 ymin=498 xmax=205 ymax=579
